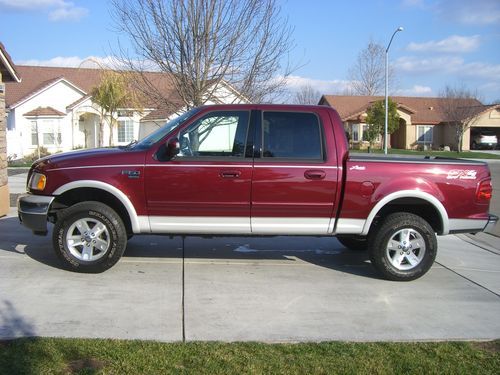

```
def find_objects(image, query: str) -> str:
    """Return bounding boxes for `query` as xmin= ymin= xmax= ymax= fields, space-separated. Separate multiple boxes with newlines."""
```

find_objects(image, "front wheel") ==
xmin=53 ymin=201 xmax=127 ymax=273
xmin=368 ymin=213 xmax=437 ymax=281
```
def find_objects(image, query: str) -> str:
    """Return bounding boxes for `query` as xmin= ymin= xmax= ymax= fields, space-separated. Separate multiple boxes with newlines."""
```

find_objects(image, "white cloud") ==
xmin=436 ymin=0 xmax=500 ymax=25
xmin=49 ymin=5 xmax=88 ymax=21
xmin=396 ymin=56 xmax=500 ymax=79
xmin=407 ymin=35 xmax=480 ymax=54
xmin=284 ymin=75 xmax=355 ymax=95
xmin=19 ymin=56 xmax=120 ymax=69
xmin=395 ymin=85 xmax=433 ymax=96
xmin=0 ymin=0 xmax=88 ymax=21
xmin=395 ymin=56 xmax=464 ymax=74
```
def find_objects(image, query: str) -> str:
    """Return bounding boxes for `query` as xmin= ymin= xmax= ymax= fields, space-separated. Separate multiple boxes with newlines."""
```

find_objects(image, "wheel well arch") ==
xmin=53 ymin=187 xmax=133 ymax=235
xmin=362 ymin=190 xmax=449 ymax=236
xmin=372 ymin=198 xmax=443 ymax=234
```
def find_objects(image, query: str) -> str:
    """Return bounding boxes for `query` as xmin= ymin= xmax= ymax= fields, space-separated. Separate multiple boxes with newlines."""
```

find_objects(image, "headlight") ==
xmin=29 ymin=173 xmax=47 ymax=191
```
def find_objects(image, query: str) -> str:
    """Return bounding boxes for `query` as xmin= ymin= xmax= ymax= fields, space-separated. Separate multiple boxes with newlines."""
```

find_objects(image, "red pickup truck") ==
xmin=18 ymin=104 xmax=497 ymax=280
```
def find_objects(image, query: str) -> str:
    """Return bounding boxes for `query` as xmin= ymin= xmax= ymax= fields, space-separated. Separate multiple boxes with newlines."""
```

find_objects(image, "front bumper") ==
xmin=484 ymin=214 xmax=499 ymax=233
xmin=18 ymin=194 xmax=55 ymax=235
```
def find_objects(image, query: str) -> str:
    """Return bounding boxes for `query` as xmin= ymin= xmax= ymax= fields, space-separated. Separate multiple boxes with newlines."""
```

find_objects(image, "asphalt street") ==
xmin=1 ymin=165 xmax=499 ymax=342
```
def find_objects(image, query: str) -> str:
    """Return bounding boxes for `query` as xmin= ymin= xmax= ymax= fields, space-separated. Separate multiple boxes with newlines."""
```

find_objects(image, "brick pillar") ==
xmin=0 ymin=71 xmax=9 ymax=216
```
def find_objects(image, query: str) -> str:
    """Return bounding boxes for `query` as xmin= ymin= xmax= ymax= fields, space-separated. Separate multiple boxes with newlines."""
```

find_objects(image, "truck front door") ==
xmin=145 ymin=110 xmax=253 ymax=234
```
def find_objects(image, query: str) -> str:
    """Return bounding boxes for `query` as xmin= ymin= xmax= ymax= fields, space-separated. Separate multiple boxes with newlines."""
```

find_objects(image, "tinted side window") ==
xmin=178 ymin=111 xmax=249 ymax=157
xmin=263 ymin=112 xmax=322 ymax=159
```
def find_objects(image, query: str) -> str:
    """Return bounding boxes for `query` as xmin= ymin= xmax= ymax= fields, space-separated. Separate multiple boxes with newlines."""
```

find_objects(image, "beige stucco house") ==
xmin=319 ymin=95 xmax=500 ymax=151
xmin=0 ymin=42 xmax=21 ymax=216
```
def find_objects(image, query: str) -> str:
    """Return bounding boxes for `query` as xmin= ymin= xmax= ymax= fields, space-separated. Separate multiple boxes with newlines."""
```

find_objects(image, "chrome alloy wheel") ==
xmin=385 ymin=228 xmax=426 ymax=271
xmin=65 ymin=218 xmax=110 ymax=262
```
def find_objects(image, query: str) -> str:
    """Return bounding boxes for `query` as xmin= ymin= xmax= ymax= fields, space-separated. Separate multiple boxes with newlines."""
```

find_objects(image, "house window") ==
xmin=417 ymin=125 xmax=433 ymax=143
xmin=41 ymin=120 xmax=61 ymax=146
xmin=118 ymin=119 xmax=135 ymax=143
xmin=352 ymin=124 xmax=360 ymax=142
xmin=31 ymin=121 xmax=38 ymax=146
xmin=362 ymin=125 xmax=369 ymax=142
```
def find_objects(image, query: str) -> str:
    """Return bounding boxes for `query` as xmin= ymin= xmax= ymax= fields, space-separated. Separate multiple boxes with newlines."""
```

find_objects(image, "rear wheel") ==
xmin=53 ymin=201 xmax=127 ymax=273
xmin=337 ymin=235 xmax=368 ymax=251
xmin=368 ymin=212 xmax=437 ymax=281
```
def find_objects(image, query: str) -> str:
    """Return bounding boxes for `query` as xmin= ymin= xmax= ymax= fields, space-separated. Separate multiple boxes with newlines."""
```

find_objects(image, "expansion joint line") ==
xmin=182 ymin=235 xmax=186 ymax=342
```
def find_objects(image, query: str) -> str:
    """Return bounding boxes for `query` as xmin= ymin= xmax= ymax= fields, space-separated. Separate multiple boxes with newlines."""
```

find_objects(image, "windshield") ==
xmin=133 ymin=107 xmax=202 ymax=149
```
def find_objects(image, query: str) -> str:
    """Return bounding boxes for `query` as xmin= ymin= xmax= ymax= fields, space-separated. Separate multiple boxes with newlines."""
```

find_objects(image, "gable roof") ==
xmin=4 ymin=65 xmax=183 ymax=112
xmin=24 ymin=106 xmax=65 ymax=117
xmin=9 ymin=76 xmax=87 ymax=109
xmin=0 ymin=42 xmax=21 ymax=82
xmin=320 ymin=95 xmax=483 ymax=124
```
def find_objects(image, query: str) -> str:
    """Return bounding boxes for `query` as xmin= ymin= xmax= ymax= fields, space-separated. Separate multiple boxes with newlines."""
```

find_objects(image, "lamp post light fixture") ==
xmin=384 ymin=26 xmax=403 ymax=155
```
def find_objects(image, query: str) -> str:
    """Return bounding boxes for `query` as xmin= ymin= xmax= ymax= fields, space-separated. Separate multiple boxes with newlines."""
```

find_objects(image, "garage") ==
xmin=464 ymin=104 xmax=500 ymax=151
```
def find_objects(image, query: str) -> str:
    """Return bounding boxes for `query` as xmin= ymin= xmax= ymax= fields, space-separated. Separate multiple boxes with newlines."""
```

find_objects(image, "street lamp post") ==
xmin=384 ymin=26 xmax=403 ymax=155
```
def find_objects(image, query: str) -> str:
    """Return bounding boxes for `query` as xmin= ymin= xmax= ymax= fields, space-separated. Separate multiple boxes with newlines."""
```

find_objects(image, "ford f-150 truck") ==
xmin=18 ymin=104 xmax=497 ymax=280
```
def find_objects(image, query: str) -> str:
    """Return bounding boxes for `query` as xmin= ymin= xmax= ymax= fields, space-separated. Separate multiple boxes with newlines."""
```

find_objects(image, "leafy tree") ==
xmin=91 ymin=71 xmax=140 ymax=147
xmin=365 ymin=98 xmax=400 ymax=148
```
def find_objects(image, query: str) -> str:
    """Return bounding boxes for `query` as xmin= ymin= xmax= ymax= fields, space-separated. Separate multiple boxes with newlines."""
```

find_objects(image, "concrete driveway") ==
xmin=1 ymin=208 xmax=499 ymax=342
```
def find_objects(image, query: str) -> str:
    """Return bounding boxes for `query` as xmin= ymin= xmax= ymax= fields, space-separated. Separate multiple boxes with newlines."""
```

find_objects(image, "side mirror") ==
xmin=166 ymin=138 xmax=180 ymax=159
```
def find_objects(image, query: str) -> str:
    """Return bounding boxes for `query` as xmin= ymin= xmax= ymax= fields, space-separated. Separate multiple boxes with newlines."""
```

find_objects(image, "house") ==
xmin=319 ymin=95 xmax=500 ymax=151
xmin=4 ymin=65 xmax=248 ymax=160
xmin=0 ymin=42 xmax=21 ymax=216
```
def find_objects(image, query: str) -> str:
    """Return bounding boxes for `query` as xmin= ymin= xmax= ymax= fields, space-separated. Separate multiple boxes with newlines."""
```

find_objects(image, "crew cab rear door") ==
xmin=251 ymin=109 xmax=340 ymax=234
xmin=144 ymin=109 xmax=254 ymax=234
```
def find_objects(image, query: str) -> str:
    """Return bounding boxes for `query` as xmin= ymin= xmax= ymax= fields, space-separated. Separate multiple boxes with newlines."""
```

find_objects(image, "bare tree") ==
xmin=293 ymin=85 xmax=321 ymax=105
xmin=348 ymin=40 xmax=394 ymax=96
xmin=111 ymin=0 xmax=294 ymax=110
xmin=439 ymin=84 xmax=482 ymax=152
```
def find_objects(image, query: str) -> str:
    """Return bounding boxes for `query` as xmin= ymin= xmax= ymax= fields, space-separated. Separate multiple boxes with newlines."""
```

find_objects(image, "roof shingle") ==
xmin=23 ymin=106 xmax=66 ymax=117
xmin=320 ymin=95 xmax=483 ymax=124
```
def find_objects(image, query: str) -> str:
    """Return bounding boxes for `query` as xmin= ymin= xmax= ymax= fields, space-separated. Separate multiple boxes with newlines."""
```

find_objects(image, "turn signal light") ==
xmin=29 ymin=173 xmax=47 ymax=191
xmin=476 ymin=179 xmax=492 ymax=203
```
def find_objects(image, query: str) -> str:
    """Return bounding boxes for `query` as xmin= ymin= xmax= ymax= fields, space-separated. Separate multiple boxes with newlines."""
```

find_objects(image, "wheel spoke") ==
xmin=81 ymin=245 xmax=93 ymax=261
xmin=391 ymin=252 xmax=405 ymax=267
xmin=387 ymin=240 xmax=399 ymax=250
xmin=93 ymin=223 xmax=107 ymax=236
xmin=406 ymin=252 xmax=420 ymax=266
xmin=94 ymin=238 xmax=109 ymax=252
xmin=402 ymin=229 xmax=411 ymax=245
xmin=67 ymin=235 xmax=84 ymax=247
xmin=76 ymin=220 xmax=91 ymax=234
xmin=410 ymin=238 xmax=422 ymax=250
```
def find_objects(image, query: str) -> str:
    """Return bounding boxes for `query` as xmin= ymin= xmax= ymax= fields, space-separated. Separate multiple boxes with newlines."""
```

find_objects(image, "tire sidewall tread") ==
xmin=368 ymin=212 xmax=437 ymax=281
xmin=53 ymin=201 xmax=127 ymax=273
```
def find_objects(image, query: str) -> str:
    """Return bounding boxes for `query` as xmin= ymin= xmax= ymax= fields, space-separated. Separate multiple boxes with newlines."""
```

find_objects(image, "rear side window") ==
xmin=262 ymin=112 xmax=322 ymax=159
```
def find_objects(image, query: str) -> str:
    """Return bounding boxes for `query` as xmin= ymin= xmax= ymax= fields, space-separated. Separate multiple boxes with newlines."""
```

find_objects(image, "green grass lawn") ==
xmin=0 ymin=338 xmax=498 ymax=374
xmin=351 ymin=148 xmax=500 ymax=159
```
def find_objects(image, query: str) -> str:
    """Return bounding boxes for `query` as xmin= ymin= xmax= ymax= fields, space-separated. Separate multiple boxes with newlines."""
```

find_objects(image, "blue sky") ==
xmin=0 ymin=0 xmax=499 ymax=102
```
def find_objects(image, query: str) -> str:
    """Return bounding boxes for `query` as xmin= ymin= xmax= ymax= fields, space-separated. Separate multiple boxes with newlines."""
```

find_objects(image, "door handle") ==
xmin=220 ymin=170 xmax=241 ymax=179
xmin=304 ymin=170 xmax=326 ymax=180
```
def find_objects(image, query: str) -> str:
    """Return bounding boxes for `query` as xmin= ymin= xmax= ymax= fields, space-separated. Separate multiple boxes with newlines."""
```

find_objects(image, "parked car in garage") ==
xmin=471 ymin=130 xmax=498 ymax=149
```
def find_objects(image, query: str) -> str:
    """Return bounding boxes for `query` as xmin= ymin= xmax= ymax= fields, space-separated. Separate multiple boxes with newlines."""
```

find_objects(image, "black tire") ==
xmin=368 ymin=212 xmax=437 ymax=281
xmin=337 ymin=235 xmax=368 ymax=251
xmin=53 ymin=201 xmax=127 ymax=273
